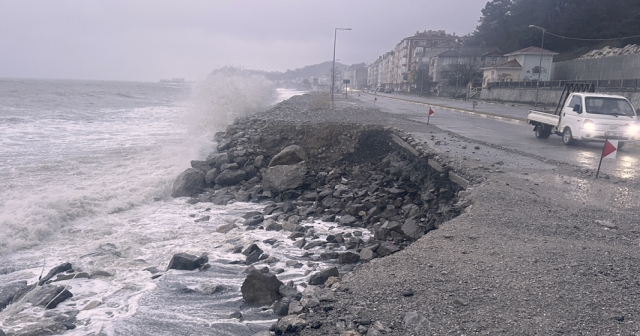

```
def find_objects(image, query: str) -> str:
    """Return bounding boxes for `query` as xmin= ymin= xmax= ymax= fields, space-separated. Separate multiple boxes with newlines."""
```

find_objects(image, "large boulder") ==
xmin=214 ymin=169 xmax=246 ymax=186
xmin=262 ymin=162 xmax=307 ymax=193
xmin=190 ymin=160 xmax=212 ymax=173
xmin=167 ymin=253 xmax=209 ymax=271
xmin=38 ymin=262 xmax=73 ymax=285
xmin=204 ymin=168 xmax=221 ymax=185
xmin=401 ymin=218 xmax=423 ymax=241
xmin=241 ymin=270 xmax=283 ymax=306
xmin=308 ymin=267 xmax=339 ymax=285
xmin=171 ymin=168 xmax=206 ymax=197
xmin=268 ymin=145 xmax=307 ymax=167
xmin=205 ymin=152 xmax=229 ymax=168
xmin=275 ymin=315 xmax=307 ymax=334
xmin=0 ymin=281 xmax=29 ymax=311
xmin=27 ymin=285 xmax=73 ymax=309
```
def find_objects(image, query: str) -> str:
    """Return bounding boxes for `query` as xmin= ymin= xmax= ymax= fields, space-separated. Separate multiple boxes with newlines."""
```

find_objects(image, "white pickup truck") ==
xmin=527 ymin=92 xmax=639 ymax=146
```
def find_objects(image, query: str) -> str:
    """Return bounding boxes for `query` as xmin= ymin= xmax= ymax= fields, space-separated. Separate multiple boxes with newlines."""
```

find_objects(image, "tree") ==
xmin=473 ymin=0 xmax=640 ymax=59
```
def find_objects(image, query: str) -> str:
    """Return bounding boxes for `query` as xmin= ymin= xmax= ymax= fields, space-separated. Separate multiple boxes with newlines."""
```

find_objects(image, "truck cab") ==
xmin=559 ymin=93 xmax=639 ymax=145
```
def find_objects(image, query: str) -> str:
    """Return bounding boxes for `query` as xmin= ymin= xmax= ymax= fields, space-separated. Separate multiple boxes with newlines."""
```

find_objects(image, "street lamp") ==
xmin=331 ymin=28 xmax=352 ymax=103
xmin=529 ymin=24 xmax=546 ymax=106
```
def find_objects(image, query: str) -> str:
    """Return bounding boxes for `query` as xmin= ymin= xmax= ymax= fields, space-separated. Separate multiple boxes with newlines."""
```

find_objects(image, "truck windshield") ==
xmin=585 ymin=97 xmax=636 ymax=117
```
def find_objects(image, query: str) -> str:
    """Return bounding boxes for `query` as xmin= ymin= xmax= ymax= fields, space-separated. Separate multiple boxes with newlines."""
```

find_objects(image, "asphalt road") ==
xmin=356 ymin=92 xmax=640 ymax=180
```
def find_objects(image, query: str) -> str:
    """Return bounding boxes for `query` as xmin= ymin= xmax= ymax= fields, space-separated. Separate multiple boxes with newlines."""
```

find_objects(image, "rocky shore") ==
xmin=3 ymin=92 xmax=640 ymax=335
xmin=169 ymin=93 xmax=471 ymax=334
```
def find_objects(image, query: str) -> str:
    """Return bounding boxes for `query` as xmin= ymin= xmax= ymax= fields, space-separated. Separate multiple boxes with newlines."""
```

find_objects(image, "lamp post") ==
xmin=331 ymin=28 xmax=351 ymax=103
xmin=529 ymin=25 xmax=546 ymax=106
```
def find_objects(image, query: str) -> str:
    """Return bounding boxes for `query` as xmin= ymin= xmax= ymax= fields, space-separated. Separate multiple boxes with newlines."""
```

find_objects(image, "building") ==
xmin=503 ymin=46 xmax=558 ymax=82
xmin=391 ymin=30 xmax=459 ymax=91
xmin=480 ymin=59 xmax=522 ymax=87
xmin=347 ymin=65 xmax=369 ymax=90
xmin=429 ymin=47 xmax=506 ymax=85
xmin=367 ymin=30 xmax=459 ymax=92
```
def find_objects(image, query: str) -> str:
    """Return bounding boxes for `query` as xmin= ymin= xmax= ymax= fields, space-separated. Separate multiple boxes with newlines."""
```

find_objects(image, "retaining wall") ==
xmin=480 ymin=87 xmax=640 ymax=109
xmin=553 ymin=53 xmax=640 ymax=81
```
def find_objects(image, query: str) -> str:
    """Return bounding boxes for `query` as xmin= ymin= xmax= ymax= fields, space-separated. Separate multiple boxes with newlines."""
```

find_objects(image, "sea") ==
xmin=0 ymin=75 xmax=357 ymax=335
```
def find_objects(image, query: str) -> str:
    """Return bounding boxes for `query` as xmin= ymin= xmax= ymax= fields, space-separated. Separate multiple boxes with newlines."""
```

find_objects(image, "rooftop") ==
xmin=505 ymin=46 xmax=558 ymax=56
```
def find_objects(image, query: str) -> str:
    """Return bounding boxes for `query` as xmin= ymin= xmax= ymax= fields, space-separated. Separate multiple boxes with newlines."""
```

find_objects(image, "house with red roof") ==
xmin=481 ymin=46 xmax=558 ymax=87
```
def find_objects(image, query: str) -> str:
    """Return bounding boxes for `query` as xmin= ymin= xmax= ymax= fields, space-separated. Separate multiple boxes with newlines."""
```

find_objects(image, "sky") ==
xmin=0 ymin=0 xmax=490 ymax=82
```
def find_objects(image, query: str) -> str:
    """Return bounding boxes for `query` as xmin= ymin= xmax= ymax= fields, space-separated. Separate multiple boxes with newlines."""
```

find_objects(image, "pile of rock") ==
xmin=170 ymin=94 xmax=470 ymax=335
xmin=171 ymin=120 xmax=462 ymax=259
xmin=578 ymin=44 xmax=640 ymax=59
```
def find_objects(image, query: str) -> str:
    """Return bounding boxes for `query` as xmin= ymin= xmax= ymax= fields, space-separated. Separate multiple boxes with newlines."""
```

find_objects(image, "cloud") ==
xmin=0 ymin=0 xmax=489 ymax=81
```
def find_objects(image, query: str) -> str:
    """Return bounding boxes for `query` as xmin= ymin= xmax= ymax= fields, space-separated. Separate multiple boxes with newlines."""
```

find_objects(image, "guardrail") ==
xmin=487 ymin=79 xmax=640 ymax=90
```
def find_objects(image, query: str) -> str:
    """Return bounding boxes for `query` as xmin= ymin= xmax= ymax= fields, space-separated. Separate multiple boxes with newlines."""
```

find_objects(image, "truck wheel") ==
xmin=618 ymin=141 xmax=625 ymax=149
xmin=562 ymin=127 xmax=575 ymax=145
xmin=534 ymin=124 xmax=551 ymax=139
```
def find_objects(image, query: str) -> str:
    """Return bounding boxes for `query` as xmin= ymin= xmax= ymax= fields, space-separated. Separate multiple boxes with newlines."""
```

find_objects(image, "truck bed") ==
xmin=527 ymin=110 xmax=560 ymax=126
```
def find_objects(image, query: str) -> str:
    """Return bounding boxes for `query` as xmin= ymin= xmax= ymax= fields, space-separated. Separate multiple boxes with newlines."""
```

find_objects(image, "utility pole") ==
xmin=331 ymin=28 xmax=352 ymax=104
xmin=529 ymin=25 xmax=546 ymax=107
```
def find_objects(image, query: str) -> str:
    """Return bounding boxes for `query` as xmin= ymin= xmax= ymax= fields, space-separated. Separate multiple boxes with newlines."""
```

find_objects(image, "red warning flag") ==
xmin=602 ymin=139 xmax=618 ymax=159
xmin=428 ymin=108 xmax=435 ymax=116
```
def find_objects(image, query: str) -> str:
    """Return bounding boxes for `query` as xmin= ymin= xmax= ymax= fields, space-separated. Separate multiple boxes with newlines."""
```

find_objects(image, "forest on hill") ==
xmin=471 ymin=0 xmax=640 ymax=60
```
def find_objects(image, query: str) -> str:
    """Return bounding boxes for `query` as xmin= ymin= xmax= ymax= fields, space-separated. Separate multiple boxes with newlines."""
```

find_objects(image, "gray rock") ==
xmin=204 ymin=168 xmax=221 ymax=185
xmin=39 ymin=262 xmax=72 ymax=285
xmin=244 ymin=214 xmax=264 ymax=226
xmin=262 ymin=162 xmax=307 ymax=193
xmin=381 ymin=220 xmax=403 ymax=232
xmin=214 ymin=169 xmax=246 ymax=186
xmin=253 ymin=155 xmax=265 ymax=168
xmin=339 ymin=215 xmax=358 ymax=226
xmin=242 ymin=244 xmax=263 ymax=256
xmin=241 ymin=270 xmax=283 ymax=306
xmin=264 ymin=220 xmax=282 ymax=231
xmin=294 ymin=238 xmax=307 ymax=249
xmin=308 ymin=267 xmax=339 ymax=285
xmin=287 ymin=300 xmax=304 ymax=315
xmin=272 ymin=297 xmax=291 ymax=316
xmin=376 ymin=242 xmax=400 ymax=257
xmin=167 ymin=253 xmax=208 ymax=271
xmin=205 ymin=152 xmax=228 ymax=167
xmin=277 ymin=315 xmax=306 ymax=335
xmin=338 ymin=251 xmax=361 ymax=264
xmin=320 ymin=251 xmax=339 ymax=260
xmin=245 ymin=250 xmax=262 ymax=265
xmin=171 ymin=168 xmax=206 ymax=197
xmin=268 ymin=145 xmax=307 ymax=167
xmin=190 ymin=160 xmax=212 ymax=173
xmin=304 ymin=240 xmax=324 ymax=250
xmin=0 ymin=281 xmax=29 ymax=310
xmin=401 ymin=218 xmax=423 ymax=240
xmin=220 ymin=162 xmax=239 ymax=171
xmin=27 ymin=285 xmax=73 ymax=309
xmin=216 ymin=223 xmax=238 ymax=233
xmin=359 ymin=248 xmax=376 ymax=261
xmin=278 ymin=284 xmax=299 ymax=298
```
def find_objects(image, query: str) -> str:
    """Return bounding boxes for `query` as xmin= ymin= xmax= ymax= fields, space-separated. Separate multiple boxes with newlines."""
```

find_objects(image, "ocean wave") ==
xmin=189 ymin=67 xmax=277 ymax=134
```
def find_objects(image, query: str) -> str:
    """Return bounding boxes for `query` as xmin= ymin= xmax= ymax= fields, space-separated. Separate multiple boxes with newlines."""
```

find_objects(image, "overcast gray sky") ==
xmin=0 ymin=0 xmax=489 ymax=81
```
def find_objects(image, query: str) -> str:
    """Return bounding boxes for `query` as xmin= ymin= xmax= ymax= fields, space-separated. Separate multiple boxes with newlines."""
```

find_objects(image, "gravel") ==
xmin=255 ymin=92 xmax=640 ymax=335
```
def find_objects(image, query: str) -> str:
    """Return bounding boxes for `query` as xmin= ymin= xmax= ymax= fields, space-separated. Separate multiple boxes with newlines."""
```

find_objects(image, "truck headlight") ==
xmin=630 ymin=124 xmax=640 ymax=134
xmin=583 ymin=119 xmax=596 ymax=131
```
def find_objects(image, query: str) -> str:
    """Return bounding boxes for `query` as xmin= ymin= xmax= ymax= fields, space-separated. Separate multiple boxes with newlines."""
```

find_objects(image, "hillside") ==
xmin=471 ymin=0 xmax=640 ymax=60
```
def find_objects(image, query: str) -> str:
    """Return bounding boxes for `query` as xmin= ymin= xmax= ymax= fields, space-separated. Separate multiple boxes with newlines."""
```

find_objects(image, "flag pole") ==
xmin=596 ymin=139 xmax=608 ymax=178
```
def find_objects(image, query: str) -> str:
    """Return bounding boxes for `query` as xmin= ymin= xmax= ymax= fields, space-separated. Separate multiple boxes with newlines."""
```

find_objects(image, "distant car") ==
xmin=384 ymin=88 xmax=392 ymax=93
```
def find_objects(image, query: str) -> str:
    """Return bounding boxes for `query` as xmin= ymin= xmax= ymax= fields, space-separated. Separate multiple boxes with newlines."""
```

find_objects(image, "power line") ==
xmin=544 ymin=30 xmax=640 ymax=42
